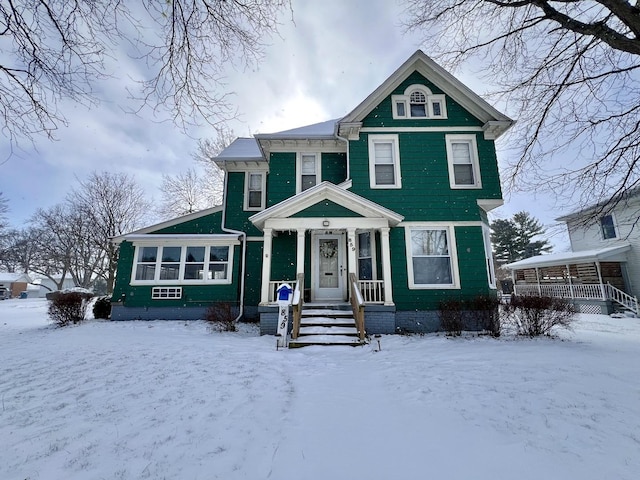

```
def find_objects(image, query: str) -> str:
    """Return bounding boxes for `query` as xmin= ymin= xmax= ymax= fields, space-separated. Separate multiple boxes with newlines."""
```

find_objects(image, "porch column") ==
xmin=296 ymin=228 xmax=306 ymax=275
xmin=566 ymin=264 xmax=574 ymax=298
xmin=380 ymin=227 xmax=394 ymax=305
xmin=347 ymin=228 xmax=357 ymax=277
xmin=595 ymin=261 xmax=606 ymax=299
xmin=535 ymin=267 xmax=541 ymax=296
xmin=260 ymin=228 xmax=273 ymax=305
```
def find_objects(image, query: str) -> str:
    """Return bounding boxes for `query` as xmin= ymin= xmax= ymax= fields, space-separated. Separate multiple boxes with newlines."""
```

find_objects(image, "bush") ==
xmin=48 ymin=292 xmax=89 ymax=327
xmin=205 ymin=302 xmax=237 ymax=332
xmin=470 ymin=295 xmax=501 ymax=337
xmin=93 ymin=296 xmax=111 ymax=319
xmin=438 ymin=299 xmax=465 ymax=336
xmin=503 ymin=295 xmax=576 ymax=336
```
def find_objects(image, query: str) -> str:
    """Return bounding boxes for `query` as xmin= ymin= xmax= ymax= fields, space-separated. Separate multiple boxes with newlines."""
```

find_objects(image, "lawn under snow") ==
xmin=1 ymin=299 xmax=639 ymax=480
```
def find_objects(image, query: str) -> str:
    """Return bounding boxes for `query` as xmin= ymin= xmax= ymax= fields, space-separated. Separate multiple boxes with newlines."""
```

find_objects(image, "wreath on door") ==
xmin=320 ymin=241 xmax=338 ymax=259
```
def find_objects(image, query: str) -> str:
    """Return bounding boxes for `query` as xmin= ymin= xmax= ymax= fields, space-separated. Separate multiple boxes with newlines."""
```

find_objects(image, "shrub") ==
xmin=205 ymin=302 xmax=237 ymax=332
xmin=470 ymin=295 xmax=501 ymax=337
xmin=438 ymin=299 xmax=465 ymax=336
xmin=503 ymin=295 xmax=576 ymax=336
xmin=48 ymin=292 xmax=89 ymax=327
xmin=93 ymin=296 xmax=111 ymax=319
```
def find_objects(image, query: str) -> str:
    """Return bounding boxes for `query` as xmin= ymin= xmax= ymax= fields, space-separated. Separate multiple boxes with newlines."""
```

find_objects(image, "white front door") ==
xmin=313 ymin=233 xmax=347 ymax=301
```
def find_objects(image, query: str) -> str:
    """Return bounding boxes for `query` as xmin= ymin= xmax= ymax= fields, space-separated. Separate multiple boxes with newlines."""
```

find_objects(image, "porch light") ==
xmin=322 ymin=220 xmax=330 ymax=227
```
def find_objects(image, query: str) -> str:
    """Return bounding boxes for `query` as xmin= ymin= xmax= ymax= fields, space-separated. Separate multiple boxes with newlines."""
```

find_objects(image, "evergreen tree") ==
xmin=491 ymin=212 xmax=551 ymax=264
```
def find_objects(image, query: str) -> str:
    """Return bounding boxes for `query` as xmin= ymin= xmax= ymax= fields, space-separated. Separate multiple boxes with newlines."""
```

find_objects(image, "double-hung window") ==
xmin=405 ymin=225 xmax=459 ymax=289
xmin=445 ymin=134 xmax=481 ymax=189
xmin=244 ymin=172 xmax=265 ymax=211
xmin=368 ymin=134 xmax=401 ymax=188
xmin=297 ymin=153 xmax=320 ymax=192
xmin=600 ymin=214 xmax=617 ymax=240
xmin=357 ymin=231 xmax=375 ymax=280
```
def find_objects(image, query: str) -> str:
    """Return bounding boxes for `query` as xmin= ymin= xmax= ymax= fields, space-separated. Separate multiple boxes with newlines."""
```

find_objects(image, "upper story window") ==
xmin=368 ymin=134 xmax=402 ymax=188
xmin=132 ymin=244 xmax=233 ymax=284
xmin=244 ymin=172 xmax=266 ymax=211
xmin=600 ymin=214 xmax=617 ymax=239
xmin=392 ymin=84 xmax=447 ymax=120
xmin=297 ymin=153 xmax=321 ymax=193
xmin=445 ymin=134 xmax=482 ymax=189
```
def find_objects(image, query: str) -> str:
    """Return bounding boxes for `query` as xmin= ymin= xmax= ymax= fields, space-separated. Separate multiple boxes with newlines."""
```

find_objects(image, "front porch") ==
xmin=504 ymin=244 xmax=637 ymax=315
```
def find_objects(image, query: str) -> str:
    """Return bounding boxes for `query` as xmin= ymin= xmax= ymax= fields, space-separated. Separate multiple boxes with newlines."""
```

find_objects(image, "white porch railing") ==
xmin=268 ymin=280 xmax=298 ymax=303
xmin=513 ymin=283 xmax=638 ymax=314
xmin=357 ymin=280 xmax=385 ymax=304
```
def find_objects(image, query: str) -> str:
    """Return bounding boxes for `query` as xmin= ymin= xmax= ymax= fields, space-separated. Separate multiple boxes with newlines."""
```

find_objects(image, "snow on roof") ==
xmin=504 ymin=243 xmax=632 ymax=270
xmin=0 ymin=272 xmax=32 ymax=283
xmin=215 ymin=138 xmax=263 ymax=161
xmin=256 ymin=118 xmax=340 ymax=139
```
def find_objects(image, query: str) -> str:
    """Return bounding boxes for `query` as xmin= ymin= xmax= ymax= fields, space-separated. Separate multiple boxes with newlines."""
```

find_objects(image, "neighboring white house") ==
xmin=31 ymin=275 xmax=78 ymax=298
xmin=505 ymin=189 xmax=640 ymax=315
xmin=0 ymin=273 xmax=33 ymax=298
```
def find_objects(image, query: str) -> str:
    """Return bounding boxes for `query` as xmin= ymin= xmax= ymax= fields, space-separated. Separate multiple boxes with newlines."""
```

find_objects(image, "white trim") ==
xmin=296 ymin=152 xmax=321 ymax=193
xmin=477 ymin=199 xmax=504 ymax=212
xmin=361 ymin=127 xmax=483 ymax=133
xmin=152 ymin=286 xmax=182 ymax=300
xmin=399 ymin=221 xmax=484 ymax=227
xmin=482 ymin=224 xmax=497 ymax=289
xmin=127 ymin=234 xmax=240 ymax=245
xmin=130 ymin=243 xmax=234 ymax=286
xmin=391 ymin=84 xmax=448 ymax=120
xmin=368 ymin=134 xmax=402 ymax=189
xmin=357 ymin=230 xmax=377 ymax=281
xmin=246 ymin=236 xmax=264 ymax=242
xmin=265 ymin=217 xmax=390 ymax=231
xmin=311 ymin=231 xmax=347 ymax=301
xmin=404 ymin=223 xmax=460 ymax=289
xmin=244 ymin=171 xmax=266 ymax=211
xmin=445 ymin=134 xmax=482 ymax=189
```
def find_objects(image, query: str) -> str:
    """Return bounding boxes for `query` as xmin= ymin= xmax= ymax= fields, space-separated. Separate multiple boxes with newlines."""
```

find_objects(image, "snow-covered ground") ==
xmin=1 ymin=299 xmax=638 ymax=480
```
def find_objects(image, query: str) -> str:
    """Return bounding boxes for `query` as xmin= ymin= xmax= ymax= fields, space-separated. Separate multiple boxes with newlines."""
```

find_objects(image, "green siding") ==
xmin=292 ymin=200 xmax=363 ymax=218
xmin=152 ymin=211 xmax=224 ymax=234
xmin=223 ymin=172 xmax=262 ymax=236
xmin=112 ymin=241 xmax=241 ymax=308
xmin=268 ymin=152 xmax=296 ymax=205
xmin=270 ymin=232 xmax=296 ymax=281
xmin=321 ymin=152 xmax=347 ymax=184
xmin=244 ymin=240 xmax=263 ymax=306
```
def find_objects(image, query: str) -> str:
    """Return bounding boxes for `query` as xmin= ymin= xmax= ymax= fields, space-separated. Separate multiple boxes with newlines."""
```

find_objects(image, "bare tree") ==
xmin=68 ymin=171 xmax=151 ymax=293
xmin=1 ymin=1 xmax=291 ymax=148
xmin=158 ymin=168 xmax=213 ymax=218
xmin=403 ymin=1 xmax=640 ymax=219
xmin=192 ymin=127 xmax=236 ymax=205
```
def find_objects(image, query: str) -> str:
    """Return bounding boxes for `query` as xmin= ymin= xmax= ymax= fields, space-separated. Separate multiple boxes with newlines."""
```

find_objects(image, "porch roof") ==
xmin=504 ymin=243 xmax=631 ymax=270
xmin=249 ymin=181 xmax=404 ymax=231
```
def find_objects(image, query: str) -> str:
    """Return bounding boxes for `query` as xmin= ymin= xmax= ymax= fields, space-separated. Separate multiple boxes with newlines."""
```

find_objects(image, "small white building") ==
xmin=505 ymin=189 xmax=640 ymax=315
xmin=31 ymin=275 xmax=78 ymax=298
xmin=0 ymin=273 xmax=33 ymax=298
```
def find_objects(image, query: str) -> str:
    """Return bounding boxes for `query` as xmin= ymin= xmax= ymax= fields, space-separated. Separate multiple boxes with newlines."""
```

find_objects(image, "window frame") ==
xmin=404 ymin=224 xmax=460 ymax=289
xmin=482 ymin=224 xmax=497 ymax=288
xmin=392 ymin=84 xmax=448 ymax=120
xmin=244 ymin=172 xmax=266 ymax=211
xmin=357 ymin=230 xmax=377 ymax=281
xmin=368 ymin=134 xmax=402 ymax=189
xmin=131 ymin=243 xmax=234 ymax=285
xmin=296 ymin=152 xmax=321 ymax=193
xmin=445 ymin=134 xmax=482 ymax=189
xmin=600 ymin=213 xmax=618 ymax=240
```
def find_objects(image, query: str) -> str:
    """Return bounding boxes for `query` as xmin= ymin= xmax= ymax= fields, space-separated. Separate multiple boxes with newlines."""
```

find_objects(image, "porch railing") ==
xmin=349 ymin=273 xmax=366 ymax=340
xmin=357 ymin=280 xmax=385 ymax=304
xmin=268 ymin=280 xmax=298 ymax=304
xmin=291 ymin=273 xmax=304 ymax=339
xmin=513 ymin=283 xmax=639 ymax=314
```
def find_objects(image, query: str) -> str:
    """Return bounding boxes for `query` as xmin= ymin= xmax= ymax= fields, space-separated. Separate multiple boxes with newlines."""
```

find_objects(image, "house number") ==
xmin=348 ymin=238 xmax=356 ymax=252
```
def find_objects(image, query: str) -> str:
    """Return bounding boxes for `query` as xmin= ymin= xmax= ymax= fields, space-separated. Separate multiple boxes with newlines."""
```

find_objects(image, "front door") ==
xmin=313 ymin=233 xmax=347 ymax=301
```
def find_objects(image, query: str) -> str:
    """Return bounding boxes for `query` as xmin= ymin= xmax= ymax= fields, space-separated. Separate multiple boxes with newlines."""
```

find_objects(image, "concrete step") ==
xmin=299 ymin=325 xmax=358 ymax=335
xmin=300 ymin=316 xmax=355 ymax=327
xmin=301 ymin=308 xmax=353 ymax=317
xmin=289 ymin=335 xmax=364 ymax=348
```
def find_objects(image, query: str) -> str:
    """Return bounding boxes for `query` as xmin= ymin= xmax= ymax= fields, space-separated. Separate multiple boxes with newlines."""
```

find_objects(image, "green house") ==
xmin=112 ymin=50 xmax=513 ymax=337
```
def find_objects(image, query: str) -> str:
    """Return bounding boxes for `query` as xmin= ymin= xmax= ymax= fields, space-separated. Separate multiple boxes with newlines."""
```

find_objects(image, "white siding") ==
xmin=566 ymin=197 xmax=640 ymax=297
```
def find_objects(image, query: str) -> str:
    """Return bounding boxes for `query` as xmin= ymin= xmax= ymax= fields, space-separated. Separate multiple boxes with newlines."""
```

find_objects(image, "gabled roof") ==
xmin=556 ymin=186 xmax=640 ymax=222
xmin=0 ymin=272 xmax=32 ymax=283
xmin=249 ymin=181 xmax=404 ymax=230
xmin=339 ymin=50 xmax=514 ymax=139
xmin=111 ymin=206 xmax=226 ymax=244
xmin=504 ymin=243 xmax=631 ymax=270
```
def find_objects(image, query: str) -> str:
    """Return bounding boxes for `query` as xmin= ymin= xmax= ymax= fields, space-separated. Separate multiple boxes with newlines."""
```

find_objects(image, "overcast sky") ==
xmin=0 ymin=0 xmax=569 ymax=250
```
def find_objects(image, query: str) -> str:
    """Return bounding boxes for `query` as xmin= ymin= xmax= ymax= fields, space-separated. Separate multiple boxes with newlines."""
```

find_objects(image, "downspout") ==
xmin=220 ymin=168 xmax=247 ymax=322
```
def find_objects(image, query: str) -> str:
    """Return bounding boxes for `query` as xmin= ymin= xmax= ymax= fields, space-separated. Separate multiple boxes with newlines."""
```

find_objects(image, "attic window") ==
xmin=392 ymin=84 xmax=448 ymax=120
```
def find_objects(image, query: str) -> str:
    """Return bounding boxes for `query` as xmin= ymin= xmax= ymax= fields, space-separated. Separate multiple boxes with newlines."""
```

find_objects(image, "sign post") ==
xmin=275 ymin=283 xmax=292 ymax=349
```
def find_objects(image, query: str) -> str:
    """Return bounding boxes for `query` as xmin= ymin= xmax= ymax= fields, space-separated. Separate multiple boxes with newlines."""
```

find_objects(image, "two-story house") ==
xmin=111 ymin=50 xmax=514 ymax=341
xmin=504 ymin=188 xmax=640 ymax=315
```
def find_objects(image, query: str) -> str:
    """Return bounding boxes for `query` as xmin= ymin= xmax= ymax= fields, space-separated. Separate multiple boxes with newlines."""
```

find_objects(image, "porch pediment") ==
xmin=249 ymin=181 xmax=404 ymax=231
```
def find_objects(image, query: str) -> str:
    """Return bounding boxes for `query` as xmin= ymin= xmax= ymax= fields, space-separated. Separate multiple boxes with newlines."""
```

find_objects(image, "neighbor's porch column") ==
xmin=260 ymin=228 xmax=273 ymax=305
xmin=296 ymin=228 xmax=306 ymax=275
xmin=380 ymin=227 xmax=394 ymax=305
xmin=595 ymin=261 xmax=606 ymax=299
